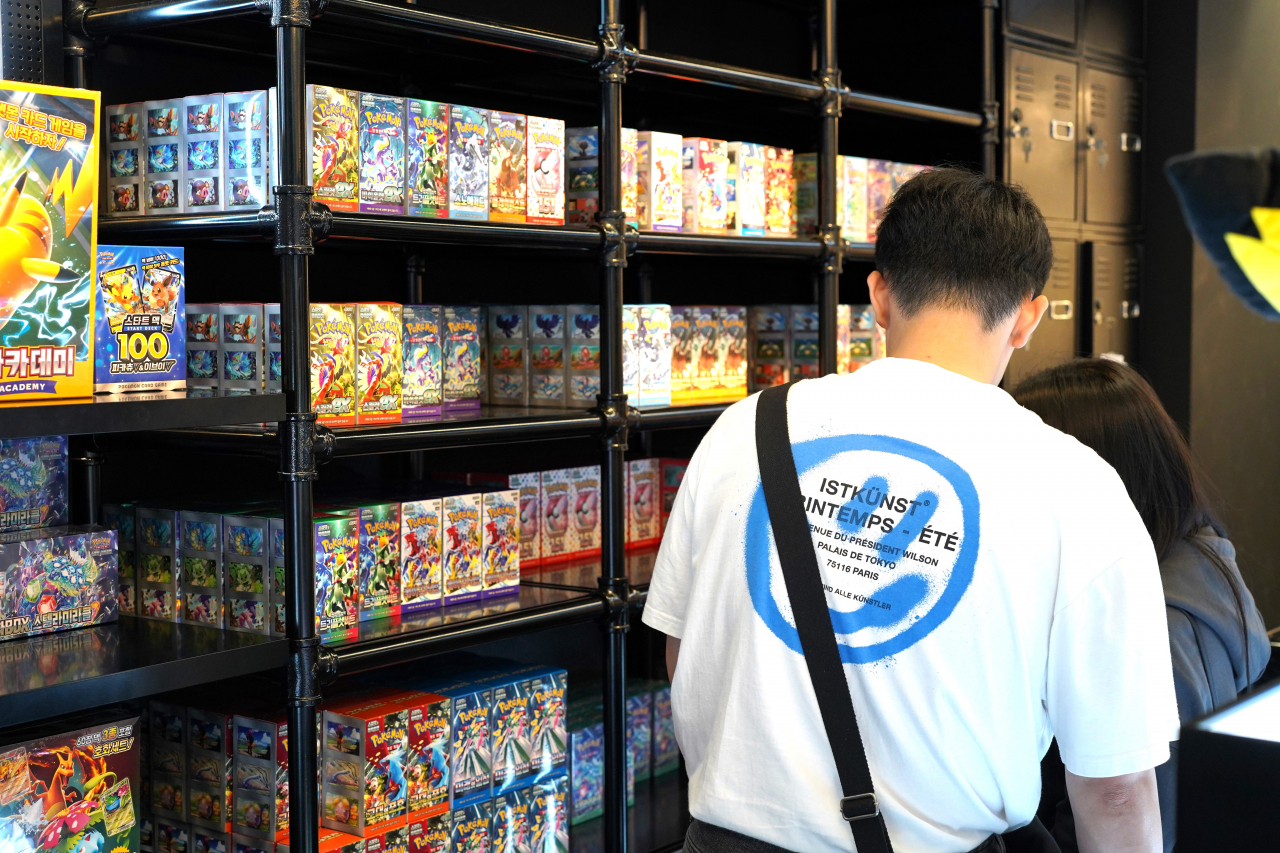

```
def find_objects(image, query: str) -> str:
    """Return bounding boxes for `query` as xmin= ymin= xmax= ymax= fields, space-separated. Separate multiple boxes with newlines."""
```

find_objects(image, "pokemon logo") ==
xmin=312 ymin=319 xmax=351 ymax=337
xmin=321 ymin=535 xmax=358 ymax=553
xmin=360 ymin=319 xmax=400 ymax=338
xmin=405 ymin=515 xmax=437 ymax=532
xmin=495 ymin=698 xmax=521 ymax=714
xmin=448 ymin=508 xmax=479 ymax=523
xmin=487 ymin=505 xmax=516 ymax=520
xmin=452 ymin=121 xmax=484 ymax=138
xmin=315 ymin=101 xmax=355 ymax=122
xmin=445 ymin=320 xmax=475 ymax=336
xmin=363 ymin=112 xmax=402 ymax=128
xmin=532 ymin=132 xmax=560 ymax=146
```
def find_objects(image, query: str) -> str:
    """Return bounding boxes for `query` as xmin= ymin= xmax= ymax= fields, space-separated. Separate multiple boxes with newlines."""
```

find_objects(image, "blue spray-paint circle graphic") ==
xmin=746 ymin=434 xmax=980 ymax=664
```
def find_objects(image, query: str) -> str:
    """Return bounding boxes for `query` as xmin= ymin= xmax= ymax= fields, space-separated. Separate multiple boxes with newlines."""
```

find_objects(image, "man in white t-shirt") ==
xmin=643 ymin=168 xmax=1177 ymax=853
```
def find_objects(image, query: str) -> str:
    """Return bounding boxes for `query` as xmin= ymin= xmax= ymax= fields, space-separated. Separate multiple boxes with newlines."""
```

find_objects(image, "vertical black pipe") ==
xmin=274 ymin=16 xmax=321 ymax=853
xmin=70 ymin=440 xmax=102 ymax=525
xmin=817 ymin=0 xmax=841 ymax=375
xmin=406 ymin=254 xmax=426 ymax=303
xmin=597 ymin=0 xmax=629 ymax=851
xmin=67 ymin=56 xmax=88 ymax=88
xmin=981 ymin=0 xmax=999 ymax=178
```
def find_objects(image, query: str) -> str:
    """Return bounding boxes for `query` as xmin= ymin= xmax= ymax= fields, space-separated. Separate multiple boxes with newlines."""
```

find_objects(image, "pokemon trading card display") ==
xmin=621 ymin=305 xmax=638 ymax=401
xmin=480 ymin=489 xmax=519 ymax=599
xmin=400 ymin=497 xmax=442 ymax=613
xmin=447 ymin=105 xmax=488 ymax=221
xmin=487 ymin=306 xmax=527 ymax=407
xmin=841 ymin=155 xmax=869 ymax=243
xmin=566 ymin=305 xmax=600 ymax=407
xmin=397 ymin=692 xmax=449 ymax=818
xmin=441 ymin=492 xmax=482 ymax=606
xmin=668 ymin=306 xmax=697 ymax=406
xmin=625 ymin=682 xmax=652 ymax=782
xmin=537 ymin=469 xmax=571 ymax=564
xmin=0 ymin=82 xmax=100 ymax=400
xmin=406 ymin=813 xmax=448 ymax=853
xmin=508 ymin=472 xmax=539 ymax=568
xmin=635 ymin=304 xmax=672 ymax=408
xmin=487 ymin=112 xmax=526 ymax=223
xmin=138 ymin=507 xmax=181 ymax=622
xmin=625 ymin=458 xmax=660 ymax=549
xmin=356 ymin=303 xmax=403 ymax=425
xmin=151 ymin=700 xmax=188 ymax=821
xmin=308 ymin=85 xmax=360 ymax=214
xmin=321 ymin=695 xmax=409 ymax=834
xmin=95 ymin=245 xmax=185 ymax=392
xmin=747 ymin=304 xmax=789 ymax=391
xmin=441 ymin=306 xmax=481 ymax=414
xmin=186 ymin=703 xmax=236 ymax=832
xmin=406 ymin=100 xmax=448 ymax=219
xmin=311 ymin=303 xmax=357 ymax=427
xmin=568 ymin=466 xmax=600 ymax=560
xmin=528 ymin=776 xmax=568 ymax=852
xmin=232 ymin=709 xmax=289 ymax=841
xmin=180 ymin=510 xmax=223 ymax=627
xmin=359 ymin=93 xmax=406 ymax=215
xmin=186 ymin=303 xmax=219 ymax=388
xmin=764 ymin=146 xmax=794 ymax=237
xmin=651 ymin=681 xmax=679 ymax=776
xmin=719 ymin=305 xmax=748 ymax=398
xmin=402 ymin=304 xmax=443 ymax=420
xmin=449 ymin=801 xmax=491 ymax=853
xmin=104 ymin=501 xmax=137 ymax=613
xmin=525 ymin=116 xmax=564 ymax=225
xmin=0 ymin=434 xmax=68 ymax=531
xmin=0 ymin=716 xmax=142 ymax=853
xmin=147 ymin=97 xmax=183 ymax=214
xmin=866 ymin=158 xmax=893 ymax=242
xmin=0 ymin=525 xmax=117 ymax=641
xmin=790 ymin=304 xmax=820 ymax=380
xmin=316 ymin=510 xmax=359 ymax=637
xmin=567 ymin=703 xmax=602 ymax=825
xmin=221 ymin=303 xmax=263 ymax=391
xmin=726 ymin=141 xmax=766 ymax=236
xmin=268 ymin=515 xmax=285 ymax=636
xmin=681 ymin=137 xmax=728 ymax=233
xmin=225 ymin=91 xmax=269 ymax=209
xmin=792 ymin=152 xmax=818 ymax=237
xmin=108 ymin=102 xmax=145 ymax=216
xmin=526 ymin=307 xmax=566 ymax=407
xmin=184 ymin=94 xmax=223 ymax=211
xmin=358 ymin=502 xmax=401 ymax=621
xmin=265 ymin=303 xmax=282 ymax=393
xmin=636 ymin=130 xmax=682 ymax=231
xmin=408 ymin=676 xmax=492 ymax=808
xmin=564 ymin=127 xmax=597 ymax=225
xmin=223 ymin=514 xmax=271 ymax=635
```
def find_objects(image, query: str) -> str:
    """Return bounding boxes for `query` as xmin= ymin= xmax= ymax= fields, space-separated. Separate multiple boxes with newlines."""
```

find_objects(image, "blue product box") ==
xmin=95 ymin=245 xmax=186 ymax=392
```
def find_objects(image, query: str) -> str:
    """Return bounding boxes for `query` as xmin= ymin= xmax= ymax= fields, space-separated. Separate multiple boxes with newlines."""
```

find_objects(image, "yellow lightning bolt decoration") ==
xmin=45 ymin=128 xmax=98 ymax=237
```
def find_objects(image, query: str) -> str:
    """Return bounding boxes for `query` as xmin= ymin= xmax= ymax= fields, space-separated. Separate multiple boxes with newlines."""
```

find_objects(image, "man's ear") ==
xmin=868 ymin=270 xmax=891 ymax=329
xmin=1010 ymin=294 xmax=1050 ymax=348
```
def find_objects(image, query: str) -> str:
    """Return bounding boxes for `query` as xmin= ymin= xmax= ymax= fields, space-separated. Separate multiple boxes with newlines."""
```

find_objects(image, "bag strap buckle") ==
xmin=839 ymin=793 xmax=880 ymax=822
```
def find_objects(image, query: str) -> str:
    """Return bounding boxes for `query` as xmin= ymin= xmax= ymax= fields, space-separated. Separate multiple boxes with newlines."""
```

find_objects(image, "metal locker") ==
xmin=1083 ymin=0 xmax=1144 ymax=61
xmin=1004 ymin=238 xmax=1079 ymax=389
xmin=1006 ymin=0 xmax=1077 ymax=45
xmin=1089 ymin=241 xmax=1140 ymax=360
xmin=1007 ymin=49 xmax=1079 ymax=222
xmin=1085 ymin=68 xmax=1142 ymax=225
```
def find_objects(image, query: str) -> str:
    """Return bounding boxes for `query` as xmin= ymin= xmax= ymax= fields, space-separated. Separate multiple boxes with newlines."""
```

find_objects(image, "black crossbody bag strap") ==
xmin=755 ymin=382 xmax=894 ymax=853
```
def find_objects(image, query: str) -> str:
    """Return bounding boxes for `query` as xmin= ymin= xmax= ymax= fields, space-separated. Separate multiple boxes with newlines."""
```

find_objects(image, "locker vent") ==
xmin=2 ymin=0 xmax=44 ymax=83
xmin=1095 ymin=254 xmax=1113 ymax=291
xmin=1049 ymin=257 xmax=1073 ymax=291
xmin=1090 ymin=83 xmax=1108 ymax=119
xmin=1122 ymin=255 xmax=1140 ymax=291
xmin=1123 ymin=89 xmax=1142 ymax=125
xmin=1054 ymin=74 xmax=1073 ymax=111
xmin=1015 ymin=65 xmax=1035 ymax=102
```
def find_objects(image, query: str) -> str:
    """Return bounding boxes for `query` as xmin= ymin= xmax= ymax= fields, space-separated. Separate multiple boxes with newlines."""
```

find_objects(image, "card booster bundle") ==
xmin=0 ymin=82 xmax=99 ymax=401
xmin=0 ymin=525 xmax=118 ymax=641
xmin=96 ymin=246 xmax=185 ymax=392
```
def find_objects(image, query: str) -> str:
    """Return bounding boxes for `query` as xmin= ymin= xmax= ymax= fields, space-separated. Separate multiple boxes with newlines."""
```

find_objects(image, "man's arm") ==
xmin=666 ymin=635 xmax=681 ymax=683
xmin=1066 ymin=768 xmax=1161 ymax=853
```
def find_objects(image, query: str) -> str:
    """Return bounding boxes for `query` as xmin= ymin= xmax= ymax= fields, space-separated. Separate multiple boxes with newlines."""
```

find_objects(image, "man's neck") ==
xmin=884 ymin=310 xmax=1011 ymax=385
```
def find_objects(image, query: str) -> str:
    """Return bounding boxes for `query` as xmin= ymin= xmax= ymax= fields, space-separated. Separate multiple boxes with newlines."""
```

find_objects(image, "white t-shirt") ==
xmin=643 ymin=358 xmax=1180 ymax=853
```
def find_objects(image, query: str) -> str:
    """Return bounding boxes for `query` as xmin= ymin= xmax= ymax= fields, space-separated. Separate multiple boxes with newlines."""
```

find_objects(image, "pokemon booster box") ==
xmin=0 ymin=715 xmax=142 ymax=853
xmin=95 ymin=245 xmax=185 ymax=392
xmin=0 ymin=82 xmax=99 ymax=401
xmin=0 ymin=525 xmax=118 ymax=641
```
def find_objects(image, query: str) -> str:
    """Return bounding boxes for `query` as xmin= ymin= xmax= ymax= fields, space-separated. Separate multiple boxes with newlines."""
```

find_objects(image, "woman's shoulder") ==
xmin=1160 ymin=529 xmax=1241 ymax=601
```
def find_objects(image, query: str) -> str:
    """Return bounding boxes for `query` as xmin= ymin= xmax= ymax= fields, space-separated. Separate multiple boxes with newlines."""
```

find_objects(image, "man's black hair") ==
xmin=875 ymin=167 xmax=1053 ymax=330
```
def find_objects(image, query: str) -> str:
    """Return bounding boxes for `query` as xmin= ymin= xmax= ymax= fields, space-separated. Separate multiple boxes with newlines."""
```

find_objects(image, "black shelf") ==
xmin=99 ymin=212 xmax=842 ymax=260
xmin=572 ymin=770 xmax=690 ymax=853
xmin=329 ymin=584 xmax=605 ymax=676
xmin=100 ymin=403 xmax=731 ymax=456
xmin=0 ymin=389 xmax=285 ymax=439
xmin=0 ymin=616 xmax=286 ymax=728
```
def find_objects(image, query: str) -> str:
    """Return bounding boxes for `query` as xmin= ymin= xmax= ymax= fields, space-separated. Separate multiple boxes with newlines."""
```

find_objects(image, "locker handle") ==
xmin=1049 ymin=300 xmax=1073 ymax=320
xmin=1122 ymin=300 xmax=1141 ymax=319
xmin=1121 ymin=132 xmax=1142 ymax=153
xmin=1051 ymin=120 xmax=1075 ymax=141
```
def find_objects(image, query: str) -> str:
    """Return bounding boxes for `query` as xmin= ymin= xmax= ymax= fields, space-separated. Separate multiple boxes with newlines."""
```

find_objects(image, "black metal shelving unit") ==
xmin=47 ymin=1 xmax=1000 ymax=851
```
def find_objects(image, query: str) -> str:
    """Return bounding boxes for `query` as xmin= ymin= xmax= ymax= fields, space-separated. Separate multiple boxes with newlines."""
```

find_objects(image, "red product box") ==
xmin=405 ymin=808 xmax=449 ymax=853
xmin=321 ymin=696 xmax=409 ymax=835
xmin=658 ymin=458 xmax=689 ymax=534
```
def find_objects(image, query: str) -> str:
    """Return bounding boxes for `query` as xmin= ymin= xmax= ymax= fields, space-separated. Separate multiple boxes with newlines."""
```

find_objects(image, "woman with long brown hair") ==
xmin=1012 ymin=358 xmax=1271 ymax=853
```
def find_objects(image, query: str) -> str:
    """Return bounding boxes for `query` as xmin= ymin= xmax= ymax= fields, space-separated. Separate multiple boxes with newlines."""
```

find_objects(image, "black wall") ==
xmin=1187 ymin=0 xmax=1280 ymax=627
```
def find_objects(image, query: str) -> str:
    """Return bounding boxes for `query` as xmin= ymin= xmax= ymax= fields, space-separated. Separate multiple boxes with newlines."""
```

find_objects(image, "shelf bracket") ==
xmin=63 ymin=0 xmax=97 ymax=70
xmin=599 ymin=584 xmax=630 ymax=633
xmin=259 ymin=197 xmax=331 ymax=254
xmin=594 ymin=399 xmax=631 ymax=452
xmin=594 ymin=23 xmax=636 ymax=84
xmin=279 ymin=412 xmax=319 ymax=482
xmin=287 ymin=635 xmax=323 ymax=704
xmin=255 ymin=0 xmax=312 ymax=28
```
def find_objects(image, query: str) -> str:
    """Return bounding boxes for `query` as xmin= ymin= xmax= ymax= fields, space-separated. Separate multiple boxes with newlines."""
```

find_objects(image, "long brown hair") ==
xmin=1012 ymin=358 xmax=1251 ymax=679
